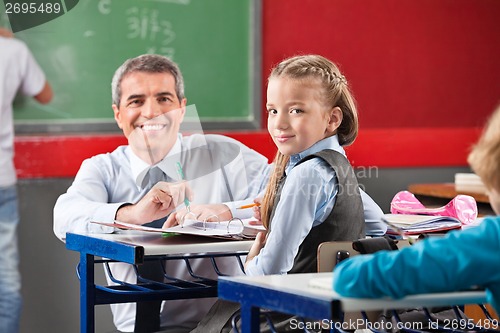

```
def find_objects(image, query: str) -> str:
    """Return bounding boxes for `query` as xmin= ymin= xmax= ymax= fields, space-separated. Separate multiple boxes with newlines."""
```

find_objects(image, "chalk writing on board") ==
xmin=97 ymin=0 xmax=111 ymax=15
xmin=125 ymin=6 xmax=176 ymax=59
xmin=12 ymin=0 xmax=255 ymax=128
xmin=97 ymin=0 xmax=190 ymax=16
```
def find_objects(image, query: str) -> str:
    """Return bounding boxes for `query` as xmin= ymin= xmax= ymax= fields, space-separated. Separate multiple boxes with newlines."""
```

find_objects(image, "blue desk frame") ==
xmin=66 ymin=231 xmax=252 ymax=333
xmin=218 ymin=273 xmax=489 ymax=333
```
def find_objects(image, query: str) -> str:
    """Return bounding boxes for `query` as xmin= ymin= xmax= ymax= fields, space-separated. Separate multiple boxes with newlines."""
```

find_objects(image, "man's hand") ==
xmin=163 ymin=204 xmax=232 ymax=228
xmin=116 ymin=181 xmax=193 ymax=225
xmin=244 ymin=231 xmax=267 ymax=270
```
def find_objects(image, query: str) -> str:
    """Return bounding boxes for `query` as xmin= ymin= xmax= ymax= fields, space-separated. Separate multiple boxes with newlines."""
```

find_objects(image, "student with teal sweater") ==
xmin=333 ymin=105 xmax=500 ymax=316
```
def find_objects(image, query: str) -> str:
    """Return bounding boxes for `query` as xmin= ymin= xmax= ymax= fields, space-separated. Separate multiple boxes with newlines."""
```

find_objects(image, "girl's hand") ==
xmin=162 ymin=203 xmax=232 ymax=228
xmin=252 ymin=197 xmax=263 ymax=222
xmin=244 ymin=231 xmax=267 ymax=270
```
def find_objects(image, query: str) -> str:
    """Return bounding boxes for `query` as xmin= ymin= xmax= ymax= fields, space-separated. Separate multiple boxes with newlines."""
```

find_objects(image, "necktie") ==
xmin=143 ymin=167 xmax=170 ymax=229
xmin=141 ymin=166 xmax=166 ymax=190
xmin=148 ymin=167 xmax=166 ymax=188
xmin=136 ymin=166 xmax=166 ymax=332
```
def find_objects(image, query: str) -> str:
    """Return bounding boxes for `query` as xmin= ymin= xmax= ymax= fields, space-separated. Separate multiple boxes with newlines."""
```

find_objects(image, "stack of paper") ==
xmin=455 ymin=173 xmax=487 ymax=195
xmin=382 ymin=214 xmax=461 ymax=235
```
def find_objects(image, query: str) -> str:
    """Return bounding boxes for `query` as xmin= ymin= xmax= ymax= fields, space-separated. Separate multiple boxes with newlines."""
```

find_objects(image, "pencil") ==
xmin=237 ymin=203 xmax=261 ymax=209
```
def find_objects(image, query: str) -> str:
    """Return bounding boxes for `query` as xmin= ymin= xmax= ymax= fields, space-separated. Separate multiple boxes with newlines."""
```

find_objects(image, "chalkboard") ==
xmin=2 ymin=0 xmax=260 ymax=133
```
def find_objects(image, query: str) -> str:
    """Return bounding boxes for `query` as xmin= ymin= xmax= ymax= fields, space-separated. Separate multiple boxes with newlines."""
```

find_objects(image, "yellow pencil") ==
xmin=236 ymin=203 xmax=261 ymax=209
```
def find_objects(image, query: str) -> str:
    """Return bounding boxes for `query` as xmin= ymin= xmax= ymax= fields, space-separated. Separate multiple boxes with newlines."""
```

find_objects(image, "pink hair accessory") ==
xmin=390 ymin=191 xmax=478 ymax=225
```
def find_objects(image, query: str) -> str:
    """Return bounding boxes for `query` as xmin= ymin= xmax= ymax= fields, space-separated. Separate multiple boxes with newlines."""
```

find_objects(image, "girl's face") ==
xmin=266 ymin=77 xmax=341 ymax=156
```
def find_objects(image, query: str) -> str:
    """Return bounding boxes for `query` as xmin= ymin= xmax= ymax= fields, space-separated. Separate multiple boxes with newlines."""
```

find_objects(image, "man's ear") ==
xmin=112 ymin=104 xmax=123 ymax=129
xmin=178 ymin=98 xmax=187 ymax=121
xmin=327 ymin=106 xmax=343 ymax=133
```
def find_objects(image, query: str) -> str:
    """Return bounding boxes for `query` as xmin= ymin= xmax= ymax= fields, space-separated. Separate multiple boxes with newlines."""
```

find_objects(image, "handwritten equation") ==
xmin=97 ymin=0 xmax=184 ymax=59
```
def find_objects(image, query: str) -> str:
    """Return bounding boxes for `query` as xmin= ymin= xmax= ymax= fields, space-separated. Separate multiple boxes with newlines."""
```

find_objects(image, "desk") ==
xmin=66 ymin=231 xmax=252 ymax=333
xmin=218 ymin=272 xmax=488 ymax=333
xmin=408 ymin=183 xmax=494 ymax=216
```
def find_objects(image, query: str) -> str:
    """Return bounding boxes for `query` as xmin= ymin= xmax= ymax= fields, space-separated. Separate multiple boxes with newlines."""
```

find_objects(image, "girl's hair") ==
xmin=261 ymin=54 xmax=358 ymax=229
xmin=468 ymin=105 xmax=500 ymax=192
xmin=111 ymin=54 xmax=185 ymax=107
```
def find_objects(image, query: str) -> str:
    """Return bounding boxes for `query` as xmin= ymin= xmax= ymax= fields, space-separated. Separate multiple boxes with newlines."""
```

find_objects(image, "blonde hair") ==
xmin=467 ymin=105 xmax=500 ymax=193
xmin=261 ymin=55 xmax=359 ymax=229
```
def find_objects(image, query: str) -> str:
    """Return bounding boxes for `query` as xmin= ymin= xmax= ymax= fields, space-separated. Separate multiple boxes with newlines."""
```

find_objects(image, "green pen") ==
xmin=162 ymin=232 xmax=179 ymax=238
xmin=176 ymin=162 xmax=191 ymax=213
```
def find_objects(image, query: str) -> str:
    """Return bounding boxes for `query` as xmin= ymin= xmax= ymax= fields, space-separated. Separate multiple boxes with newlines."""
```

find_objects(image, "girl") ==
xmin=192 ymin=54 xmax=369 ymax=332
xmin=244 ymin=54 xmax=365 ymax=275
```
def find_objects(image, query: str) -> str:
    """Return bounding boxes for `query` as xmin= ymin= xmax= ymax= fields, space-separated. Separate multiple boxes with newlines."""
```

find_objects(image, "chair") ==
xmin=317 ymin=238 xmax=412 ymax=272
xmin=317 ymin=238 xmax=412 ymax=329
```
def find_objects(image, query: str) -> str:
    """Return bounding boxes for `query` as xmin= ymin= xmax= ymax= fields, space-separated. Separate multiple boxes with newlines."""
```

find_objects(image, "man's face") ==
xmin=112 ymin=71 xmax=186 ymax=164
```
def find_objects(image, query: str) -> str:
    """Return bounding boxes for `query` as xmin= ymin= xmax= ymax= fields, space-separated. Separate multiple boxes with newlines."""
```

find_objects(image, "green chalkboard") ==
xmin=2 ymin=0 xmax=260 ymax=132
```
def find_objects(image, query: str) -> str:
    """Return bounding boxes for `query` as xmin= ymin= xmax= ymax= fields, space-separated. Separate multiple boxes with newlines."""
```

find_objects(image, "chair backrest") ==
xmin=317 ymin=239 xmax=412 ymax=272
xmin=317 ymin=238 xmax=413 ymax=325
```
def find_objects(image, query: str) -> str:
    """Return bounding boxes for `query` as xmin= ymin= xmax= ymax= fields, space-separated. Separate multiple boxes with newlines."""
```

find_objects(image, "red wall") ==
xmin=14 ymin=0 xmax=500 ymax=178
xmin=262 ymin=0 xmax=500 ymax=128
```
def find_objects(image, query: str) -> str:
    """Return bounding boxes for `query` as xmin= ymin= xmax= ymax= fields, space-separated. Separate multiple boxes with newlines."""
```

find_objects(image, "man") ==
xmin=53 ymin=54 xmax=271 ymax=332
xmin=54 ymin=54 xmax=386 ymax=332
xmin=1 ymin=28 xmax=53 ymax=333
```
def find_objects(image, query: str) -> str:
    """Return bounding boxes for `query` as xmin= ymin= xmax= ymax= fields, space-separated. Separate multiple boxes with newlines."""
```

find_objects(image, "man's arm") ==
xmin=8 ymin=30 xmax=54 ymax=103
xmin=1 ymin=28 xmax=51 ymax=102
xmin=116 ymin=181 xmax=193 ymax=225
xmin=54 ymin=154 xmax=193 ymax=240
xmin=34 ymin=81 xmax=53 ymax=104
xmin=53 ymin=158 xmax=119 ymax=241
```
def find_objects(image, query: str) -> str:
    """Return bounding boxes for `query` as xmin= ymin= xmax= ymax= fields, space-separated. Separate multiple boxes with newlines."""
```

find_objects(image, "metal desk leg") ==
xmin=80 ymin=253 xmax=95 ymax=333
xmin=240 ymin=304 xmax=260 ymax=333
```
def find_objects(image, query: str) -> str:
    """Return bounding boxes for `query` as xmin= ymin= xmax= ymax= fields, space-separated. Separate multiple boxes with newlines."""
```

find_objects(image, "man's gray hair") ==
xmin=111 ymin=54 xmax=185 ymax=107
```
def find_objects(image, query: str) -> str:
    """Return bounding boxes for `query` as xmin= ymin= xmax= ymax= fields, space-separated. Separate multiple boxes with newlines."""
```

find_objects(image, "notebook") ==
xmin=382 ymin=213 xmax=462 ymax=235
xmin=92 ymin=218 xmax=265 ymax=240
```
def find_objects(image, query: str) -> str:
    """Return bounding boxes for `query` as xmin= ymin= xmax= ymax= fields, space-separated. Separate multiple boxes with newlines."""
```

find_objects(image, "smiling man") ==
xmin=53 ymin=54 xmax=270 ymax=332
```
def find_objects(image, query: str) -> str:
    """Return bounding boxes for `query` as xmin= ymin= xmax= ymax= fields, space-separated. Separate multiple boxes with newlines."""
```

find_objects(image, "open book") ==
xmin=92 ymin=218 xmax=265 ymax=240
xmin=382 ymin=213 xmax=462 ymax=235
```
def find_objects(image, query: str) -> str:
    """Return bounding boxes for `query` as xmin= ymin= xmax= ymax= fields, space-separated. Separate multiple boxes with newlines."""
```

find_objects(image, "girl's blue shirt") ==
xmin=245 ymin=135 xmax=386 ymax=276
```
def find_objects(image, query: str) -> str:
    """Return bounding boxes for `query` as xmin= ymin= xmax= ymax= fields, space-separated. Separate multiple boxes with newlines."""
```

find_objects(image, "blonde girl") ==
xmin=191 ymin=55 xmax=383 ymax=333
xmin=245 ymin=54 xmax=373 ymax=275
